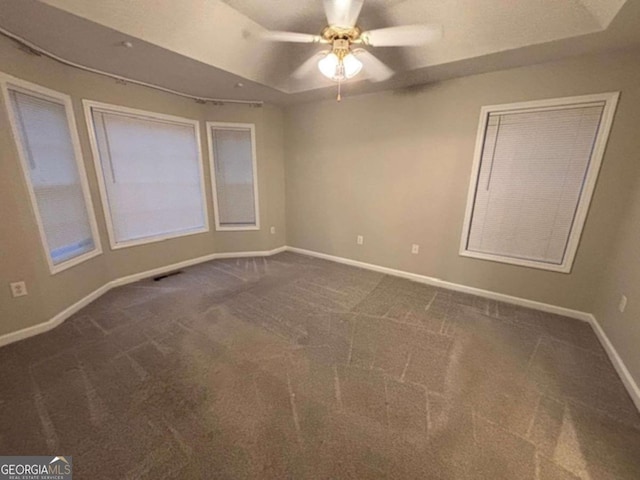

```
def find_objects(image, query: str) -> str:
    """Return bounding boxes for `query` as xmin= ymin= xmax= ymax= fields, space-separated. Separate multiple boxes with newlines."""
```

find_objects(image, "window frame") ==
xmin=459 ymin=92 xmax=620 ymax=273
xmin=1 ymin=72 xmax=102 ymax=274
xmin=83 ymin=100 xmax=210 ymax=250
xmin=206 ymin=121 xmax=260 ymax=231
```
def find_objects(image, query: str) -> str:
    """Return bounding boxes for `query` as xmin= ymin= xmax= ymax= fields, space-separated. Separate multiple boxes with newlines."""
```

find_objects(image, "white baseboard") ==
xmin=588 ymin=314 xmax=640 ymax=411
xmin=0 ymin=246 xmax=287 ymax=348
xmin=110 ymin=246 xmax=288 ymax=288
xmin=0 ymin=283 xmax=111 ymax=348
xmin=285 ymin=246 xmax=592 ymax=322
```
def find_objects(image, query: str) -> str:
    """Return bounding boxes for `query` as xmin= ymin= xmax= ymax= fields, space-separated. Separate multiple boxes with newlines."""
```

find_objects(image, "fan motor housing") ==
xmin=321 ymin=25 xmax=361 ymax=42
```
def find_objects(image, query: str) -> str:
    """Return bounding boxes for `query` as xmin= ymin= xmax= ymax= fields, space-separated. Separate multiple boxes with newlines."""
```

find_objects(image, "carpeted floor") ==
xmin=1 ymin=252 xmax=639 ymax=479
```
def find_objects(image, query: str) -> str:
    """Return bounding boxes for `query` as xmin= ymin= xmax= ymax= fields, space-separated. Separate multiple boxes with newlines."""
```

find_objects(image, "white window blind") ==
xmin=461 ymin=93 xmax=618 ymax=272
xmin=89 ymin=106 xmax=207 ymax=246
xmin=209 ymin=124 xmax=259 ymax=230
xmin=8 ymin=89 xmax=98 ymax=268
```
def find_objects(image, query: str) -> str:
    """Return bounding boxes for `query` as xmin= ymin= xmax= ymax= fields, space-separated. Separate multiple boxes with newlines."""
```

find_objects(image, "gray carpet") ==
xmin=1 ymin=252 xmax=639 ymax=479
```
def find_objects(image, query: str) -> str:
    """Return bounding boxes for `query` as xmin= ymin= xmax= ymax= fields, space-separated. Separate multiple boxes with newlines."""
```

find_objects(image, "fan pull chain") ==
xmin=337 ymin=77 xmax=342 ymax=102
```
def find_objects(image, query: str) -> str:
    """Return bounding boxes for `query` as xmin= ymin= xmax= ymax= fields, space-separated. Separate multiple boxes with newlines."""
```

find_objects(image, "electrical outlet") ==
xmin=270 ymin=226 xmax=276 ymax=234
xmin=10 ymin=281 xmax=27 ymax=298
xmin=357 ymin=235 xmax=364 ymax=245
xmin=411 ymin=244 xmax=420 ymax=254
xmin=619 ymin=295 xmax=627 ymax=313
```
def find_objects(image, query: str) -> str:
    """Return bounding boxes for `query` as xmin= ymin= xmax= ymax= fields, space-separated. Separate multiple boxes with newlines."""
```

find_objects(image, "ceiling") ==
xmin=0 ymin=0 xmax=639 ymax=105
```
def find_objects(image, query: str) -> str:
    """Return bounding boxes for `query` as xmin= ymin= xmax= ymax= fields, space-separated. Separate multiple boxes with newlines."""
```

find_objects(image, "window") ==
xmin=84 ymin=101 xmax=208 ymax=248
xmin=460 ymin=92 xmax=619 ymax=273
xmin=1 ymin=74 xmax=101 ymax=273
xmin=207 ymin=122 xmax=260 ymax=231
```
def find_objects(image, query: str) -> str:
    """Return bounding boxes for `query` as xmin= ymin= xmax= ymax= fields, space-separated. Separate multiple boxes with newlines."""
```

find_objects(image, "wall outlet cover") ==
xmin=10 ymin=281 xmax=27 ymax=298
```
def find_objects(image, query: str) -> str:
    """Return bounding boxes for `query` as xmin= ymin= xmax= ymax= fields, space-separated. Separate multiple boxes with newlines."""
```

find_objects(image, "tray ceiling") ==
xmin=0 ymin=0 xmax=637 ymax=104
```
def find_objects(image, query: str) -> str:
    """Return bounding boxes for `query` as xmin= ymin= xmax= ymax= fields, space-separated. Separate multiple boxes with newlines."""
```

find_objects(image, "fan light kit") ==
xmin=317 ymin=46 xmax=362 ymax=81
xmin=260 ymin=0 xmax=442 ymax=101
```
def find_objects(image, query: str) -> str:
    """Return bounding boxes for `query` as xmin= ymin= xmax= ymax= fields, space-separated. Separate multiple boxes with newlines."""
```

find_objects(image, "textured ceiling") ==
xmin=0 ymin=0 xmax=638 ymax=104
xmin=221 ymin=0 xmax=407 ymax=31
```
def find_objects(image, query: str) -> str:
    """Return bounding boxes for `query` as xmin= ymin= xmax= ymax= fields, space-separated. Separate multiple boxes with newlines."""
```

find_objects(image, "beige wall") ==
xmin=0 ymin=35 xmax=286 ymax=337
xmin=284 ymin=48 xmax=640 ymax=315
xmin=592 ymin=167 xmax=640 ymax=383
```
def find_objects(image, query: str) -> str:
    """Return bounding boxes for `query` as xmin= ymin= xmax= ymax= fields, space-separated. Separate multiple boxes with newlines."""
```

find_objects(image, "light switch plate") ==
xmin=619 ymin=295 xmax=627 ymax=313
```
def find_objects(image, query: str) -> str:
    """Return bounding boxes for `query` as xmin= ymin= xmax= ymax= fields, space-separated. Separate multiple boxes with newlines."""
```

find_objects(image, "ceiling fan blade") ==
xmin=361 ymin=24 xmax=443 ymax=47
xmin=323 ymin=0 xmax=364 ymax=27
xmin=353 ymin=49 xmax=394 ymax=82
xmin=260 ymin=30 xmax=324 ymax=43
xmin=292 ymin=51 xmax=330 ymax=79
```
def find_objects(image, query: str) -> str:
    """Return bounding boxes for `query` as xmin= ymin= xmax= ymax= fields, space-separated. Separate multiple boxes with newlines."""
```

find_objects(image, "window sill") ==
xmin=108 ymin=226 xmax=210 ymax=250
xmin=49 ymin=247 xmax=103 ymax=275
xmin=214 ymin=225 xmax=260 ymax=232
xmin=459 ymin=249 xmax=572 ymax=273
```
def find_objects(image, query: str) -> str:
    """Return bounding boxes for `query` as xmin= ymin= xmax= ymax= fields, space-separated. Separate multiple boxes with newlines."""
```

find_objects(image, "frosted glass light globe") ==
xmin=342 ymin=53 xmax=363 ymax=78
xmin=318 ymin=53 xmax=340 ymax=79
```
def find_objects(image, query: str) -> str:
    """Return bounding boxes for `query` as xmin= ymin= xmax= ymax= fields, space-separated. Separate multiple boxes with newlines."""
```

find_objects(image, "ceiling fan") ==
xmin=260 ymin=0 xmax=442 ymax=100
